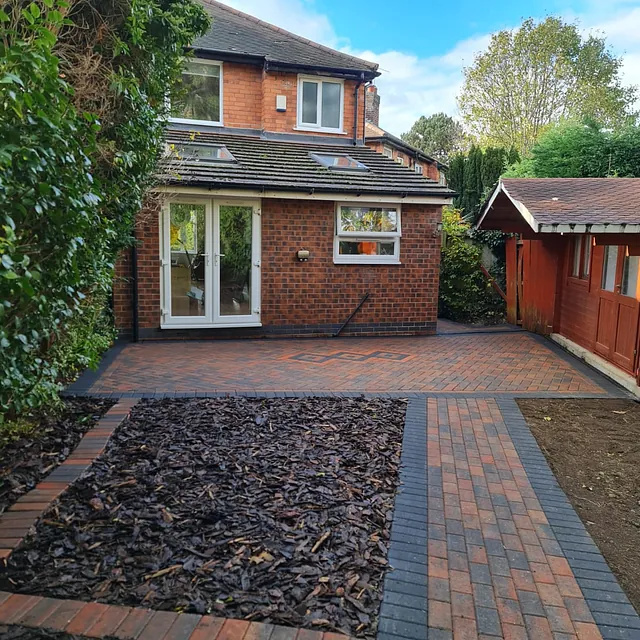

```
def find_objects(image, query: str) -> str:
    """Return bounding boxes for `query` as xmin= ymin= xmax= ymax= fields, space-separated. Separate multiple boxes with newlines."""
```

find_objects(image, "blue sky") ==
xmin=221 ymin=0 xmax=640 ymax=135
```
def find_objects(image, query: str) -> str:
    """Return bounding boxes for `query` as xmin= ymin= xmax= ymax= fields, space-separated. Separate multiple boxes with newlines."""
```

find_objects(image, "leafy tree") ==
xmin=505 ymin=121 xmax=640 ymax=178
xmin=439 ymin=208 xmax=505 ymax=323
xmin=461 ymin=145 xmax=484 ymax=217
xmin=0 ymin=0 xmax=209 ymax=420
xmin=447 ymin=154 xmax=465 ymax=208
xmin=401 ymin=113 xmax=469 ymax=163
xmin=458 ymin=17 xmax=637 ymax=154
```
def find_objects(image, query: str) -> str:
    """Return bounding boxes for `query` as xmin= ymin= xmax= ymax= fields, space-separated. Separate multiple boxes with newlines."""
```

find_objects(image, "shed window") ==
xmin=171 ymin=59 xmax=222 ymax=126
xmin=621 ymin=250 xmax=640 ymax=298
xmin=601 ymin=245 xmax=619 ymax=292
xmin=297 ymin=76 xmax=344 ymax=132
xmin=334 ymin=204 xmax=401 ymax=264
xmin=570 ymin=235 xmax=592 ymax=280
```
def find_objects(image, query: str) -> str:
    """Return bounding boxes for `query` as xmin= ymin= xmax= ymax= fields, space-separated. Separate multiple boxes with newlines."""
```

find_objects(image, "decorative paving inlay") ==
xmin=285 ymin=350 xmax=414 ymax=365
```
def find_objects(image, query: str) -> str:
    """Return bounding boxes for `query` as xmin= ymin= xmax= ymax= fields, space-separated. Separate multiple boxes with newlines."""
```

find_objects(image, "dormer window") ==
xmin=171 ymin=59 xmax=223 ymax=126
xmin=297 ymin=76 xmax=344 ymax=133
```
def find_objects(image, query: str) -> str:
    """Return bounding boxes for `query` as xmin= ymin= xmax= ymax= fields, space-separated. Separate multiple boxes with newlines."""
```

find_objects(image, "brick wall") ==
xmin=114 ymin=198 xmax=442 ymax=337
xmin=214 ymin=64 xmax=366 ymax=140
xmin=261 ymin=199 xmax=442 ymax=333
xmin=222 ymin=62 xmax=262 ymax=129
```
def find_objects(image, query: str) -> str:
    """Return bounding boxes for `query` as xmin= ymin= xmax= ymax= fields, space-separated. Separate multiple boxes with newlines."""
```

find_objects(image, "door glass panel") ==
xmin=219 ymin=205 xmax=252 ymax=316
xmin=169 ymin=203 xmax=206 ymax=317
xmin=601 ymin=245 xmax=619 ymax=292
xmin=301 ymin=81 xmax=318 ymax=124
xmin=321 ymin=81 xmax=341 ymax=129
xmin=621 ymin=251 xmax=640 ymax=298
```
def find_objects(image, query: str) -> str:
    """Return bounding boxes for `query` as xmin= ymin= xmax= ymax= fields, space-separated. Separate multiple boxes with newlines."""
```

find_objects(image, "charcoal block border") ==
xmin=497 ymin=398 xmax=640 ymax=640
xmin=377 ymin=397 xmax=428 ymax=640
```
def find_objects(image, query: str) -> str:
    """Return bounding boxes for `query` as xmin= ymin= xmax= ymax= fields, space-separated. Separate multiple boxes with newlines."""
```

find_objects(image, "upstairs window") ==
xmin=171 ymin=59 xmax=223 ymax=126
xmin=415 ymin=163 xmax=423 ymax=174
xmin=382 ymin=146 xmax=393 ymax=158
xmin=334 ymin=204 xmax=401 ymax=264
xmin=297 ymin=76 xmax=344 ymax=133
xmin=571 ymin=235 xmax=592 ymax=281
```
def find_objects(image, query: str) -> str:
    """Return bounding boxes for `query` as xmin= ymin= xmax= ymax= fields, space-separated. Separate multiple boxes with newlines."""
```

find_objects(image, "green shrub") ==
xmin=439 ymin=208 xmax=506 ymax=323
xmin=0 ymin=0 xmax=209 ymax=421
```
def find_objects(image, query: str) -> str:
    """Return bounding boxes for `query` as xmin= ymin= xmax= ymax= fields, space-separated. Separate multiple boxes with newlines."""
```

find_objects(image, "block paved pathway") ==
xmin=3 ymin=329 xmax=638 ymax=638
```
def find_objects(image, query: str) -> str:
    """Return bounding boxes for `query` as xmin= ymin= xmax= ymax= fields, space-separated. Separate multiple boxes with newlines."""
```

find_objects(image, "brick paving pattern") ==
xmin=421 ymin=397 xmax=607 ymax=639
xmin=71 ymin=333 xmax=607 ymax=396
xmin=4 ymin=329 xmax=639 ymax=639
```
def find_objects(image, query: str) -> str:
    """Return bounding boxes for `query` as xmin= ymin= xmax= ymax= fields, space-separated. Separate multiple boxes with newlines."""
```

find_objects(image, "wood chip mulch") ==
xmin=1 ymin=397 xmax=406 ymax=638
xmin=0 ymin=398 xmax=115 ymax=515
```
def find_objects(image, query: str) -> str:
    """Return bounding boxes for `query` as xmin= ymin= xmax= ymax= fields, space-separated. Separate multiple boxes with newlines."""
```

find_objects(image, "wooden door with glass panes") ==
xmin=595 ymin=245 xmax=640 ymax=373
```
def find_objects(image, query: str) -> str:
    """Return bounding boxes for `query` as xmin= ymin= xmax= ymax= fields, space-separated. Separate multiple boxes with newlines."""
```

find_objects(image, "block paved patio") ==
xmin=69 ymin=330 xmax=621 ymax=398
xmin=3 ymin=328 xmax=637 ymax=638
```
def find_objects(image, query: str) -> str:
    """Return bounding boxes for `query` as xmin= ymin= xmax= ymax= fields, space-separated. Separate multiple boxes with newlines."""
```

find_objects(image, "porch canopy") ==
xmin=478 ymin=178 xmax=640 ymax=240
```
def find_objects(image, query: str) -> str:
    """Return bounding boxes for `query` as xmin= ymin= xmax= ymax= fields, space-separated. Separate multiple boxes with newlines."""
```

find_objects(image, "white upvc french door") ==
xmin=161 ymin=197 xmax=261 ymax=328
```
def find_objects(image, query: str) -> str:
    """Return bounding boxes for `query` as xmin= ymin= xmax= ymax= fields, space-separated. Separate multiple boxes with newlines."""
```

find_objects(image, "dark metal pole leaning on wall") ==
xmin=334 ymin=292 xmax=370 ymax=337
xmin=353 ymin=72 xmax=364 ymax=145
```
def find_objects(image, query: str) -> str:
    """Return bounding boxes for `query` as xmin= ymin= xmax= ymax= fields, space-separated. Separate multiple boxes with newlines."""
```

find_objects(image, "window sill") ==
xmin=333 ymin=259 xmax=401 ymax=266
xmin=168 ymin=117 xmax=224 ymax=128
xmin=567 ymin=276 xmax=590 ymax=287
xmin=294 ymin=126 xmax=347 ymax=135
xmin=160 ymin=322 xmax=262 ymax=330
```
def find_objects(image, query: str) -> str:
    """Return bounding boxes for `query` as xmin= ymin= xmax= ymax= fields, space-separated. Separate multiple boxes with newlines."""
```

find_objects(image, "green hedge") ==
xmin=0 ymin=0 xmax=209 ymax=421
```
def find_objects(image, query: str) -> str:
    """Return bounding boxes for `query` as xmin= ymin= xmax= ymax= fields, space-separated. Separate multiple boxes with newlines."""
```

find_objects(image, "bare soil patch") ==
xmin=1 ymin=397 xmax=405 ymax=638
xmin=517 ymin=398 xmax=640 ymax=613
xmin=0 ymin=626 xmax=83 ymax=639
xmin=0 ymin=398 xmax=114 ymax=514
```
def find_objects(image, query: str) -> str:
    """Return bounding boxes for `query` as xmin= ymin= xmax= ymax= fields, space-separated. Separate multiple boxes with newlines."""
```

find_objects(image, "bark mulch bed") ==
xmin=518 ymin=398 xmax=640 ymax=614
xmin=0 ymin=626 xmax=85 ymax=639
xmin=1 ymin=397 xmax=406 ymax=638
xmin=0 ymin=398 xmax=115 ymax=515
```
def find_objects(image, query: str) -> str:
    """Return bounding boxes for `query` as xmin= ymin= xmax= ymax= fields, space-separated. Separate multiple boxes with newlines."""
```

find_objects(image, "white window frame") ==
xmin=439 ymin=172 xmax=447 ymax=185
xmin=169 ymin=58 xmax=224 ymax=127
xmin=382 ymin=146 xmax=393 ymax=159
xmin=395 ymin=156 xmax=404 ymax=166
xmin=296 ymin=75 xmax=345 ymax=134
xmin=333 ymin=202 xmax=402 ymax=265
xmin=415 ymin=163 xmax=423 ymax=174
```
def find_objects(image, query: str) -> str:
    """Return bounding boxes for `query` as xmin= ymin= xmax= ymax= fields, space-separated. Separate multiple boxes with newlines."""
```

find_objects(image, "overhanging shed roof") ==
xmin=478 ymin=178 xmax=640 ymax=234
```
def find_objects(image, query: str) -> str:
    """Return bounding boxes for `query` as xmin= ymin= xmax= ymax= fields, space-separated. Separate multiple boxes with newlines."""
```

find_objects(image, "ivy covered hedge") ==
xmin=0 ymin=0 xmax=209 ymax=421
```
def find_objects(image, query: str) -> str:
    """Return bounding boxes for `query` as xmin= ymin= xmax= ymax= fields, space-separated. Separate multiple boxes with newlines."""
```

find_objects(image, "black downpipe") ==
xmin=334 ymin=292 xmax=370 ymax=337
xmin=353 ymin=73 xmax=364 ymax=146
xmin=131 ymin=234 xmax=139 ymax=343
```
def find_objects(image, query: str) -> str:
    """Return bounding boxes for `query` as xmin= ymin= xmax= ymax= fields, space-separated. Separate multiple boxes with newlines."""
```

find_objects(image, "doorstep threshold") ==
xmin=550 ymin=333 xmax=640 ymax=399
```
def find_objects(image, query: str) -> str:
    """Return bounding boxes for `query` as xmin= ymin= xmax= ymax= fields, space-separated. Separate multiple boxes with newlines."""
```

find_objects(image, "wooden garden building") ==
xmin=478 ymin=178 xmax=640 ymax=395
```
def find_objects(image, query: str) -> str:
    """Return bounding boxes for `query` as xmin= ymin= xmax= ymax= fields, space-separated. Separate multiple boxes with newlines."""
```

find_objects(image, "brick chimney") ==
xmin=365 ymin=84 xmax=380 ymax=126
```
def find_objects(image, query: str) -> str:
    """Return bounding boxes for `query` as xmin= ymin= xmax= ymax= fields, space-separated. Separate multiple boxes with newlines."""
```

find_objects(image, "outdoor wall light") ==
xmin=297 ymin=249 xmax=310 ymax=262
xmin=433 ymin=222 xmax=443 ymax=237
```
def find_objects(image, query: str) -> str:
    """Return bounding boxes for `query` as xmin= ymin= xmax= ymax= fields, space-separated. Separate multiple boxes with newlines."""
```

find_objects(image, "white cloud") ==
xmin=216 ymin=0 xmax=640 ymax=137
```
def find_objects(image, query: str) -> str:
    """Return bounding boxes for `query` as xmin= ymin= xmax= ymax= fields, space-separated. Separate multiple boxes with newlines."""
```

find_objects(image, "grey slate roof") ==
xmin=194 ymin=0 xmax=379 ymax=76
xmin=161 ymin=130 xmax=455 ymax=198
xmin=365 ymin=122 xmax=446 ymax=169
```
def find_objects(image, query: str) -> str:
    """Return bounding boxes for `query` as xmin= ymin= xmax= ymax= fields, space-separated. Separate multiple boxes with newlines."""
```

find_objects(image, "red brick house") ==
xmin=363 ymin=86 xmax=445 ymax=182
xmin=478 ymin=178 xmax=640 ymax=395
xmin=115 ymin=0 xmax=453 ymax=340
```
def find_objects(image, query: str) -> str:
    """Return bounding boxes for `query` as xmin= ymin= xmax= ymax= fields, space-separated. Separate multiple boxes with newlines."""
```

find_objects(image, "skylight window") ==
xmin=177 ymin=143 xmax=236 ymax=163
xmin=310 ymin=153 xmax=368 ymax=172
